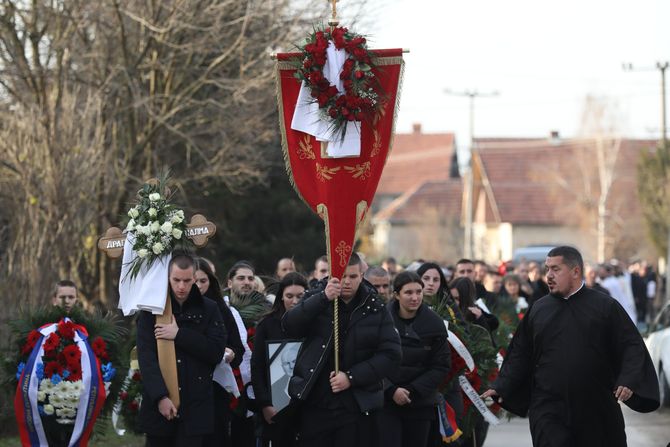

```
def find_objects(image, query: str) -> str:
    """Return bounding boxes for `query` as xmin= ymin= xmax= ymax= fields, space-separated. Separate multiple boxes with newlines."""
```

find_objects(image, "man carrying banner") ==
xmin=282 ymin=253 xmax=400 ymax=447
xmin=137 ymin=251 xmax=227 ymax=446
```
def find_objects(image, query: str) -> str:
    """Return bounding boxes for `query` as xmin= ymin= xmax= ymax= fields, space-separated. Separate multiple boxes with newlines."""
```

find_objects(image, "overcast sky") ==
xmin=345 ymin=0 xmax=670 ymax=144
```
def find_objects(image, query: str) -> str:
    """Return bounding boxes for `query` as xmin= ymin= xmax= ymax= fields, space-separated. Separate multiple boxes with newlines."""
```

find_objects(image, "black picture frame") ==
xmin=266 ymin=340 xmax=302 ymax=412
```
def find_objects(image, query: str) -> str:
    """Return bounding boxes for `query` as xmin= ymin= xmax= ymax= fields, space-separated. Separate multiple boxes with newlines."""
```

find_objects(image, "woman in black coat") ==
xmin=194 ymin=258 xmax=245 ymax=447
xmin=448 ymin=277 xmax=499 ymax=333
xmin=250 ymin=272 xmax=308 ymax=447
xmin=379 ymin=271 xmax=450 ymax=447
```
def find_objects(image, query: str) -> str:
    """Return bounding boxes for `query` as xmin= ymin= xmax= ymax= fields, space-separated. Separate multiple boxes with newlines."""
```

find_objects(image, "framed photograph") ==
xmin=267 ymin=340 xmax=302 ymax=412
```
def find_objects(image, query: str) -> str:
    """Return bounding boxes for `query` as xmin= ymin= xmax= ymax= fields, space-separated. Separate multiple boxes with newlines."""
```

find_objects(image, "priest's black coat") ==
xmin=493 ymin=285 xmax=659 ymax=447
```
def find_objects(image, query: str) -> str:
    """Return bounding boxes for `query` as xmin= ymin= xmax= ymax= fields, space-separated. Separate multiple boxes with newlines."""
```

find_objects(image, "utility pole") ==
xmin=623 ymin=61 xmax=669 ymax=303
xmin=445 ymin=89 xmax=499 ymax=259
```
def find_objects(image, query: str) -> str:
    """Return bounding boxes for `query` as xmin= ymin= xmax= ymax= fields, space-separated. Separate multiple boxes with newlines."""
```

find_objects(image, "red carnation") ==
xmin=344 ymin=80 xmax=354 ymax=91
xmin=21 ymin=330 xmax=41 ymax=355
xmin=340 ymin=107 xmax=350 ymax=117
xmin=309 ymin=71 xmax=323 ymax=85
xmin=328 ymin=108 xmax=338 ymax=118
xmin=354 ymin=70 xmax=364 ymax=80
xmin=57 ymin=320 xmax=76 ymax=339
xmin=92 ymin=337 xmax=109 ymax=361
xmin=317 ymin=94 xmax=329 ymax=107
xmin=353 ymin=48 xmax=367 ymax=60
xmin=68 ymin=364 xmax=83 ymax=381
xmin=62 ymin=344 xmax=81 ymax=364
xmin=43 ymin=333 xmax=61 ymax=352
xmin=119 ymin=391 xmax=128 ymax=401
xmin=44 ymin=361 xmax=64 ymax=377
xmin=129 ymin=400 xmax=139 ymax=411
xmin=132 ymin=371 xmax=142 ymax=382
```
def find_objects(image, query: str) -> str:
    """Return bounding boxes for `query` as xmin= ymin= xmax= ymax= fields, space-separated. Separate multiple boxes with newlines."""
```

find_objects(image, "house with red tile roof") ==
xmin=369 ymin=124 xmax=462 ymax=262
xmin=369 ymin=127 xmax=657 ymax=265
xmin=471 ymin=136 xmax=657 ymax=263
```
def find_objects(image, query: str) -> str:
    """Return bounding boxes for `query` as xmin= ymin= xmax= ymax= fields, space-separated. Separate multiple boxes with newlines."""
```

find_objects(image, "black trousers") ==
xmin=231 ymin=411 xmax=256 ymax=447
xmin=146 ymin=424 xmax=204 ymax=447
xmin=204 ymin=383 xmax=233 ymax=447
xmin=299 ymin=407 xmax=372 ymax=447
xmin=376 ymin=407 xmax=432 ymax=447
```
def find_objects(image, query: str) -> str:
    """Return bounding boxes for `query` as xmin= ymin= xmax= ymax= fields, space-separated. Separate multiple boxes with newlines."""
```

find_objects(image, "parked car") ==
xmin=511 ymin=245 xmax=555 ymax=265
xmin=644 ymin=300 xmax=670 ymax=407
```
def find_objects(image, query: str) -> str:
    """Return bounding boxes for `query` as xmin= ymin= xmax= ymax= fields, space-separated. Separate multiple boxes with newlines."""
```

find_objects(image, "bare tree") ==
xmin=0 ymin=0 xmax=338 ymax=309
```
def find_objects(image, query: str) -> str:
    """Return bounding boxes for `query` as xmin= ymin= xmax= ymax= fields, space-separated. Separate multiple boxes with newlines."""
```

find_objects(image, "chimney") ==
xmin=412 ymin=123 xmax=422 ymax=135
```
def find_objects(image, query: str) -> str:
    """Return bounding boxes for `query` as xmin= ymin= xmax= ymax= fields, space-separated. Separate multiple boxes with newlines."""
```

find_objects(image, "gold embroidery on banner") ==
xmin=335 ymin=240 xmax=352 ymax=267
xmin=297 ymin=135 xmax=316 ymax=160
xmin=344 ymin=162 xmax=371 ymax=180
xmin=316 ymin=163 xmax=341 ymax=182
xmin=371 ymin=129 xmax=382 ymax=157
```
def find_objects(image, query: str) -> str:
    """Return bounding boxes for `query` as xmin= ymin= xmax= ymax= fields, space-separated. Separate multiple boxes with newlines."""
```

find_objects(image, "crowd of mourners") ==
xmin=53 ymin=249 xmax=660 ymax=447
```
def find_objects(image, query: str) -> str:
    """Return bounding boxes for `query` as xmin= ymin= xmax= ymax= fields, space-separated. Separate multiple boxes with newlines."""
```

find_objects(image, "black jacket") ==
xmin=137 ymin=285 xmax=226 ymax=436
xmin=385 ymin=301 xmax=450 ymax=409
xmin=282 ymin=279 xmax=401 ymax=413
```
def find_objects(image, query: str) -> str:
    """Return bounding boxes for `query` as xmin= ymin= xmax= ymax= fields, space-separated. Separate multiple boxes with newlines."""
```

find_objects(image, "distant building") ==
xmin=370 ymin=126 xmax=657 ymax=264
xmin=370 ymin=124 xmax=461 ymax=262
xmin=470 ymin=135 xmax=657 ymax=263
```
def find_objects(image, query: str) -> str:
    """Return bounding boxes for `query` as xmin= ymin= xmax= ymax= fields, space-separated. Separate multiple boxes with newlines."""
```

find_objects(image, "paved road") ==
xmin=484 ymin=405 xmax=670 ymax=447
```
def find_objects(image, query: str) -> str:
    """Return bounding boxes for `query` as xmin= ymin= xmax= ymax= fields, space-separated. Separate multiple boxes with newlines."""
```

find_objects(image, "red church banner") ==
xmin=275 ymin=49 xmax=404 ymax=278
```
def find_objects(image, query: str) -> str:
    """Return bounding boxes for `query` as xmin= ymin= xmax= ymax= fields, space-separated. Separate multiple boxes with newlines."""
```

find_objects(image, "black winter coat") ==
xmin=137 ymin=286 xmax=226 ymax=436
xmin=282 ymin=279 xmax=401 ymax=413
xmin=385 ymin=301 xmax=450 ymax=409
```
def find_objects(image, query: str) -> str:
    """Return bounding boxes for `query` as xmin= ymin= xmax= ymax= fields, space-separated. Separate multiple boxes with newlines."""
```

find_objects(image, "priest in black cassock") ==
xmin=481 ymin=246 xmax=659 ymax=447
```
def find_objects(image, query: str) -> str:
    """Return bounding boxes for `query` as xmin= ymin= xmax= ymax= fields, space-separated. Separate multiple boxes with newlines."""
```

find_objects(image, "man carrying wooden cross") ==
xmin=98 ymin=176 xmax=223 ymax=445
xmin=137 ymin=251 xmax=226 ymax=446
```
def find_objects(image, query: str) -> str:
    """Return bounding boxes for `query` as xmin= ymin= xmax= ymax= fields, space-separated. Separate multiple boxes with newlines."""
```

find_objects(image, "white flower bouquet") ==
xmin=123 ymin=175 xmax=189 ymax=278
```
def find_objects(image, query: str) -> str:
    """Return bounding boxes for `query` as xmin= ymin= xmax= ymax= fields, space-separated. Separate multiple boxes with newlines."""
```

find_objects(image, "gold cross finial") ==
xmin=328 ymin=0 xmax=339 ymax=27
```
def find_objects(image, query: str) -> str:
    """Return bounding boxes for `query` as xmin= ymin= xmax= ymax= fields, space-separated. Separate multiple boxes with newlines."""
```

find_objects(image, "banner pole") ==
xmin=334 ymin=296 xmax=340 ymax=374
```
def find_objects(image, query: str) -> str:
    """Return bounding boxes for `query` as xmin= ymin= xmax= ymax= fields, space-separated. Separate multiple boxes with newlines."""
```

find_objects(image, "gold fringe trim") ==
xmin=442 ymin=429 xmax=463 ymax=443
xmin=275 ymin=60 xmax=309 ymax=209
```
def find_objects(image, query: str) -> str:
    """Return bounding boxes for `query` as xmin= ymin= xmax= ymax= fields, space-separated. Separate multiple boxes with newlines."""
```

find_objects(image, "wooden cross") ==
xmin=98 ymin=186 xmax=217 ymax=409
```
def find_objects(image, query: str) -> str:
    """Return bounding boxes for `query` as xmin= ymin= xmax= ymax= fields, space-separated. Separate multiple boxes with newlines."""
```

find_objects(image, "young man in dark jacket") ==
xmin=137 ymin=252 xmax=227 ymax=446
xmin=282 ymin=253 xmax=401 ymax=447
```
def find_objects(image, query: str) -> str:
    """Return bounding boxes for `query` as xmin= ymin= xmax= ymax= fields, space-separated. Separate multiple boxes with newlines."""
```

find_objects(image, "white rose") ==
xmin=151 ymin=221 xmax=160 ymax=233
xmin=43 ymin=404 xmax=55 ymax=415
xmin=149 ymin=192 xmax=161 ymax=201
xmin=148 ymin=207 xmax=157 ymax=217
xmin=170 ymin=214 xmax=183 ymax=224
xmin=152 ymin=242 xmax=164 ymax=255
xmin=37 ymin=391 xmax=46 ymax=402
xmin=160 ymin=221 xmax=173 ymax=234
xmin=172 ymin=228 xmax=183 ymax=239
xmin=126 ymin=219 xmax=135 ymax=231
xmin=177 ymin=210 xmax=184 ymax=219
xmin=137 ymin=248 xmax=149 ymax=258
xmin=128 ymin=207 xmax=140 ymax=219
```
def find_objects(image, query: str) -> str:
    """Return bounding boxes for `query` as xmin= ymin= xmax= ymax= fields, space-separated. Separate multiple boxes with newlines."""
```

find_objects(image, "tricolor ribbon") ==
xmin=14 ymin=319 xmax=107 ymax=447
xmin=437 ymin=393 xmax=462 ymax=443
